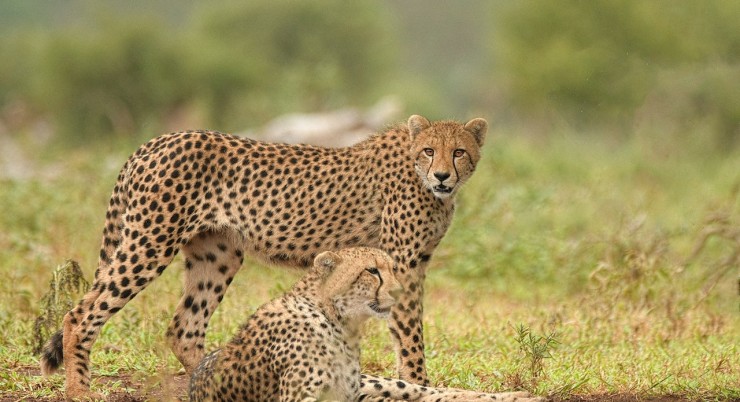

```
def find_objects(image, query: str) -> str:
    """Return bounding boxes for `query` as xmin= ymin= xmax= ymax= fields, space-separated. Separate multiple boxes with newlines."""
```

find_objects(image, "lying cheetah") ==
xmin=189 ymin=247 xmax=542 ymax=402
xmin=41 ymin=115 xmax=488 ymax=399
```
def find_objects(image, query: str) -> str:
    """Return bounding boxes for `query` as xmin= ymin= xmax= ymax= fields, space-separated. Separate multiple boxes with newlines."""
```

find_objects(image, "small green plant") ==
xmin=513 ymin=324 xmax=559 ymax=383
xmin=31 ymin=259 xmax=89 ymax=354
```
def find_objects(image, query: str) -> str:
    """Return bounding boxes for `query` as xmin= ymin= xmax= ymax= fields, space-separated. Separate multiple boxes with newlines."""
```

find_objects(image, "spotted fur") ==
xmin=40 ymin=115 xmax=488 ymax=400
xmin=188 ymin=247 xmax=399 ymax=401
xmin=189 ymin=247 xmax=542 ymax=402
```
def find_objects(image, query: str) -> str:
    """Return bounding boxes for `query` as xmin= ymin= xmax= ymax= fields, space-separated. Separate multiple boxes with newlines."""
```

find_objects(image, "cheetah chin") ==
xmin=432 ymin=184 xmax=454 ymax=197
xmin=368 ymin=301 xmax=392 ymax=316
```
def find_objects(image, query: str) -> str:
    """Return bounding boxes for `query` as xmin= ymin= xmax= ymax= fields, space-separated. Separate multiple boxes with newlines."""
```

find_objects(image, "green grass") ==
xmin=0 ymin=129 xmax=738 ymax=400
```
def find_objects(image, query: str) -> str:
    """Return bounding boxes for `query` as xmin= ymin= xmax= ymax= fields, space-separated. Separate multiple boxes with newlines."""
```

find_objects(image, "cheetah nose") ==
xmin=433 ymin=171 xmax=450 ymax=182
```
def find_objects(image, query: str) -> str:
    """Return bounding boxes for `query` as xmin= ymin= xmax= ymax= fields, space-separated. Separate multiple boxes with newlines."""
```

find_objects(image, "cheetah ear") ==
xmin=314 ymin=251 xmax=341 ymax=273
xmin=408 ymin=115 xmax=431 ymax=141
xmin=464 ymin=118 xmax=488 ymax=147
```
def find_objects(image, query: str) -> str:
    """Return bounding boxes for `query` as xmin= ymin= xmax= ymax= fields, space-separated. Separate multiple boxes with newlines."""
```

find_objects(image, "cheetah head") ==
xmin=315 ymin=247 xmax=402 ymax=320
xmin=408 ymin=115 xmax=488 ymax=199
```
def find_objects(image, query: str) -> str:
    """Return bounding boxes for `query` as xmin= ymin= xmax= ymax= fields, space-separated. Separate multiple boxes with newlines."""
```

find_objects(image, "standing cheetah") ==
xmin=189 ymin=247 xmax=541 ymax=402
xmin=40 ymin=115 xmax=488 ymax=400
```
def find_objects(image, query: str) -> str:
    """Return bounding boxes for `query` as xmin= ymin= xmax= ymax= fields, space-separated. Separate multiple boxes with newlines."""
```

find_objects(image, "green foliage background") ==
xmin=0 ymin=1 xmax=738 ymax=400
xmin=490 ymin=0 xmax=740 ymax=148
xmin=0 ymin=1 xmax=398 ymax=141
xmin=1 ymin=0 xmax=737 ymax=149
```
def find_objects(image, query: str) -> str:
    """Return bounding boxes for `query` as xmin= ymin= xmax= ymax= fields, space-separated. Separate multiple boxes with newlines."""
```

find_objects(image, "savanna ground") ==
xmin=0 ymin=127 xmax=738 ymax=402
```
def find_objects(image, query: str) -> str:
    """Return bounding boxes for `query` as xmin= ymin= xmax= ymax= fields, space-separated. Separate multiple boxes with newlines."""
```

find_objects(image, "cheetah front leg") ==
xmin=360 ymin=373 xmax=434 ymax=400
xmin=380 ymin=203 xmax=433 ymax=385
xmin=386 ymin=270 xmax=428 ymax=385
xmin=414 ymin=392 xmax=544 ymax=402
xmin=359 ymin=374 xmax=545 ymax=402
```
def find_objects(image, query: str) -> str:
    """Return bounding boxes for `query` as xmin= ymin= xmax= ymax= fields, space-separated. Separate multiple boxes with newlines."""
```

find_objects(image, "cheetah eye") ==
xmin=453 ymin=149 xmax=465 ymax=158
xmin=423 ymin=148 xmax=434 ymax=157
xmin=366 ymin=267 xmax=379 ymax=276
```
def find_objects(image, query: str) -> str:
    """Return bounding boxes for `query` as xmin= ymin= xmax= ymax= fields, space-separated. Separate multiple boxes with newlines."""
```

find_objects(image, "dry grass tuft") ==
xmin=31 ymin=260 xmax=89 ymax=354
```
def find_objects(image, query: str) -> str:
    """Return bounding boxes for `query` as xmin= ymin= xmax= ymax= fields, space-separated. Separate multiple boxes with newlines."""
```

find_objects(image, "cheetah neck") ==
xmin=289 ymin=274 xmax=366 ymax=342
xmin=332 ymin=306 xmax=366 ymax=348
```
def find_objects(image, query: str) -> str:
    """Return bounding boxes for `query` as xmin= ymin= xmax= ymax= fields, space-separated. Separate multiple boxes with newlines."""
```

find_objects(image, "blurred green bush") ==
xmin=0 ymin=0 xmax=397 ymax=142
xmin=1 ymin=0 xmax=738 ymax=151
xmin=34 ymin=20 xmax=191 ymax=141
xmin=193 ymin=0 xmax=397 ymax=128
xmin=491 ymin=0 xmax=740 ymax=148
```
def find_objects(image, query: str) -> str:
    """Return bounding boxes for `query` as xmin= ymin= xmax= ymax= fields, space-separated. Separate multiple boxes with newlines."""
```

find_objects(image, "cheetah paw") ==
xmin=66 ymin=390 xmax=105 ymax=401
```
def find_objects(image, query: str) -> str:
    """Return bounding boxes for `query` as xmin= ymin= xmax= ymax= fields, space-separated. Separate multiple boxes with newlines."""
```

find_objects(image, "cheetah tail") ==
xmin=40 ymin=330 xmax=64 ymax=376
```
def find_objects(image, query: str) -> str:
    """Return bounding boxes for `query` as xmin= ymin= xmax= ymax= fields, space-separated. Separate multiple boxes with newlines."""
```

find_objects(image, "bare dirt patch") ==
xmin=2 ymin=366 xmax=189 ymax=402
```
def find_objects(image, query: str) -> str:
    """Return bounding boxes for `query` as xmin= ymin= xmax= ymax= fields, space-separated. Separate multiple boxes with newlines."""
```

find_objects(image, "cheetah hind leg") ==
xmin=52 ymin=233 xmax=179 ymax=400
xmin=166 ymin=229 xmax=244 ymax=373
xmin=40 ymin=287 xmax=107 ymax=401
